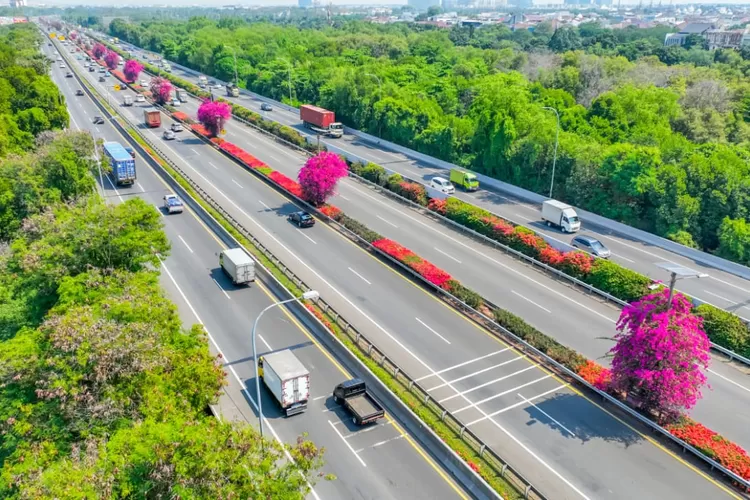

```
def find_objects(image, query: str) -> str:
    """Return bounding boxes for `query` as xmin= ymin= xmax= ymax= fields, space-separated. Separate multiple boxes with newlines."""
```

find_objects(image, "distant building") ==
xmin=704 ymin=28 xmax=750 ymax=50
xmin=9 ymin=0 xmax=26 ymax=7
xmin=664 ymin=22 xmax=714 ymax=46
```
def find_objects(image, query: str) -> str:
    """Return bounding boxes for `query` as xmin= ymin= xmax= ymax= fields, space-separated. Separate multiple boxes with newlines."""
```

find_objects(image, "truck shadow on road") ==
xmin=520 ymin=392 xmax=642 ymax=447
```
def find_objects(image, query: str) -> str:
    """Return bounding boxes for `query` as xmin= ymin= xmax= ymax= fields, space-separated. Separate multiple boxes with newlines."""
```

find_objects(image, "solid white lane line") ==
xmin=438 ymin=366 xmax=538 ymax=403
xmin=258 ymin=200 xmax=271 ymax=210
xmin=518 ymin=392 xmax=577 ymax=437
xmin=376 ymin=214 xmax=398 ymax=228
xmin=344 ymin=181 xmax=617 ymax=324
xmin=104 ymin=175 xmax=123 ymax=203
xmin=298 ymin=230 xmax=317 ymax=245
xmin=137 ymin=182 xmax=145 ymax=192
xmin=178 ymin=235 xmax=194 ymax=254
xmin=231 ymin=179 xmax=244 ymax=189
xmin=428 ymin=357 xmax=527 ymax=392
xmin=190 ymin=148 xmax=200 ymax=155
xmin=433 ymin=246 xmax=462 ymax=264
xmin=453 ymin=376 xmax=551 ymax=414
xmin=157 ymin=257 xmax=321 ymax=500
xmin=597 ymin=234 xmax=676 ymax=263
xmin=328 ymin=420 xmax=367 ymax=467
xmin=415 ymin=349 xmax=510 ymax=381
xmin=512 ymin=291 xmax=552 ymax=314
xmin=312 ymin=395 xmax=328 ymax=401
xmin=707 ymin=275 xmax=750 ymax=295
xmin=467 ymin=385 xmax=567 ymax=426
xmin=154 ymin=101 xmax=588 ymax=500
xmin=514 ymin=213 xmax=533 ymax=221
xmin=415 ymin=317 xmax=451 ymax=344
xmin=348 ymin=267 xmax=372 ymax=285
xmin=212 ymin=278 xmax=230 ymax=299
xmin=208 ymin=161 xmax=219 ymax=170
xmin=707 ymin=369 xmax=750 ymax=393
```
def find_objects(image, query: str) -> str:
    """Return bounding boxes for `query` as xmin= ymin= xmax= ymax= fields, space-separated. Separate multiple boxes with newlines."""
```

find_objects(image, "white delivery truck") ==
xmin=541 ymin=200 xmax=581 ymax=233
xmin=123 ymin=95 xmax=133 ymax=106
xmin=258 ymin=350 xmax=310 ymax=416
xmin=219 ymin=248 xmax=255 ymax=285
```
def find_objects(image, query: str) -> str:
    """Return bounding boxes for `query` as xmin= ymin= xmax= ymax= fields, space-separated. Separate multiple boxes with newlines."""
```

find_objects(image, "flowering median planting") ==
xmin=349 ymin=162 xmax=750 ymax=357
xmin=157 ymin=87 xmax=750 ymax=491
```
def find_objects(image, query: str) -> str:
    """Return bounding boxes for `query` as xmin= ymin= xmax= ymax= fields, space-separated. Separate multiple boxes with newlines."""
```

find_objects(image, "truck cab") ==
xmin=449 ymin=168 xmax=479 ymax=191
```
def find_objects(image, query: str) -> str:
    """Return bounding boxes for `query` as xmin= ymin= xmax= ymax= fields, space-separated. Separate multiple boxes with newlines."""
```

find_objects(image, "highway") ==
xmin=63 ymin=36 xmax=746 ymax=500
xmin=46 ymin=40 xmax=469 ymax=500
xmin=166 ymin=89 xmax=750 ymax=453
xmin=113 ymin=38 xmax=750 ymax=323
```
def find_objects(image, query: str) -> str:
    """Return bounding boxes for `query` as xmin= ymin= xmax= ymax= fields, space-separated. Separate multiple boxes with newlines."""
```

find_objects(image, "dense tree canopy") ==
xmin=109 ymin=17 xmax=750 ymax=262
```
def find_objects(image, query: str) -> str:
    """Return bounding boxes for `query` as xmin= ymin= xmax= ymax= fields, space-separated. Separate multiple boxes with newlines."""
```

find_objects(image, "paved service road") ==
xmin=113 ymin=38 xmax=750 ymax=323
xmin=63 ymin=39 xmax=744 ymax=500
xmin=153 ymin=76 xmax=750 ymax=453
xmin=47 ymin=42 xmax=469 ymax=500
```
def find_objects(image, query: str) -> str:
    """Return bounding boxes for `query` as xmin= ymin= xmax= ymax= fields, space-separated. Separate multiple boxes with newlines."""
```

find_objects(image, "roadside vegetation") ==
xmin=107 ymin=16 xmax=750 ymax=264
xmin=0 ymin=23 xmax=323 ymax=497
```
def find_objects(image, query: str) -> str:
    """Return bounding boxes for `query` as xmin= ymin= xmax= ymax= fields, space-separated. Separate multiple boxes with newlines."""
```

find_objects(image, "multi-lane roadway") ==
xmin=46 ymin=40 xmax=469 ymax=500
xmin=113 ymin=36 xmax=750 ymax=323
xmin=60 ymin=35 xmax=746 ymax=500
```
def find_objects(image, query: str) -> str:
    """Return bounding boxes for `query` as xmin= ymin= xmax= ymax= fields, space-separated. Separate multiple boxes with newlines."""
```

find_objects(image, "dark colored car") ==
xmin=65 ymin=72 xmax=73 ymax=78
xmin=260 ymin=102 xmax=273 ymax=111
xmin=75 ymin=89 xmax=84 ymax=96
xmin=93 ymin=116 xmax=105 ymax=125
xmin=288 ymin=211 xmax=314 ymax=228
xmin=571 ymin=235 xmax=611 ymax=258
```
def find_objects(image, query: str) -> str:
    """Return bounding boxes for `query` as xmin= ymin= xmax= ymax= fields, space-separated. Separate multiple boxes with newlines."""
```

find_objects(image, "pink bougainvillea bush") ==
xmin=197 ymin=101 xmax=231 ymax=137
xmin=104 ymin=50 xmax=119 ymax=70
xmin=92 ymin=43 xmax=106 ymax=59
xmin=150 ymin=77 xmax=173 ymax=106
xmin=609 ymin=288 xmax=711 ymax=422
xmin=123 ymin=60 xmax=143 ymax=83
xmin=298 ymin=152 xmax=349 ymax=206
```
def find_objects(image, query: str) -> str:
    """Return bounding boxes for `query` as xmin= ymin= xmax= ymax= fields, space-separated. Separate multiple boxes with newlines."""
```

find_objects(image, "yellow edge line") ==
xmin=218 ymin=142 xmax=743 ymax=499
xmin=94 ymin=95 xmax=469 ymax=499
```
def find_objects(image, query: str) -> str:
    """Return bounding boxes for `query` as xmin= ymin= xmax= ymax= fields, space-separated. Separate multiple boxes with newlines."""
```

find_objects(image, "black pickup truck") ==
xmin=333 ymin=378 xmax=385 ymax=425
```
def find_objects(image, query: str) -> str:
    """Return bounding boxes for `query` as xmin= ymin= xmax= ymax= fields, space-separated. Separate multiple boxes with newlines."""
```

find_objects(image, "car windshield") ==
xmin=569 ymin=216 xmax=580 ymax=223
xmin=300 ymin=214 xmax=312 ymax=220
xmin=590 ymin=241 xmax=604 ymax=250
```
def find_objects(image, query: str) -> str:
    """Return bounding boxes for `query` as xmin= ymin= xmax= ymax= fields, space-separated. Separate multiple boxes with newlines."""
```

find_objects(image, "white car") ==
xmin=135 ymin=94 xmax=146 ymax=103
xmin=171 ymin=98 xmax=180 ymax=107
xmin=163 ymin=194 xmax=184 ymax=214
xmin=140 ymin=79 xmax=148 ymax=87
xmin=163 ymin=130 xmax=176 ymax=140
xmin=170 ymin=122 xmax=183 ymax=132
xmin=430 ymin=176 xmax=455 ymax=195
xmin=59 ymin=64 xmax=66 ymax=69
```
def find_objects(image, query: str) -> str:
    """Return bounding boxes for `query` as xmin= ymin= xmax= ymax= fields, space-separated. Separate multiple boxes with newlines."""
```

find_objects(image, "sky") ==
xmin=29 ymin=0 xmax=750 ymax=6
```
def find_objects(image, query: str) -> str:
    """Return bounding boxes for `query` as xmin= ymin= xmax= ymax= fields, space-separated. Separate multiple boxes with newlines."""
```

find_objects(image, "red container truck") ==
xmin=143 ymin=108 xmax=161 ymax=128
xmin=299 ymin=104 xmax=343 ymax=138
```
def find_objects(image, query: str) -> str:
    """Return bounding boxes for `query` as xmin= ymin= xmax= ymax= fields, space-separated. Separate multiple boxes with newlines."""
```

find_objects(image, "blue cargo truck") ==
xmin=102 ymin=141 xmax=136 ymax=186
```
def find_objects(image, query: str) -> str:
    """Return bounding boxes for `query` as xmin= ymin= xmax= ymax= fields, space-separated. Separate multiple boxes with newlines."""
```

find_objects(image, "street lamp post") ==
xmin=541 ymin=106 xmax=560 ymax=199
xmin=226 ymin=46 xmax=239 ymax=87
xmin=365 ymin=72 xmax=382 ymax=138
xmin=251 ymin=290 xmax=319 ymax=438
xmin=654 ymin=262 xmax=708 ymax=311
xmin=279 ymin=57 xmax=293 ymax=103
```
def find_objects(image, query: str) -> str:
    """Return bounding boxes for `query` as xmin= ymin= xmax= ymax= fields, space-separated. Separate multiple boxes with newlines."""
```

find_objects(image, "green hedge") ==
xmin=695 ymin=304 xmax=750 ymax=357
xmin=338 ymin=214 xmax=383 ymax=244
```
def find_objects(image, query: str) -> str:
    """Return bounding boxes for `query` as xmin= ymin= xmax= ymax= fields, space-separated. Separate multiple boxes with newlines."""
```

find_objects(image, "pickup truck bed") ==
xmin=346 ymin=394 xmax=380 ymax=418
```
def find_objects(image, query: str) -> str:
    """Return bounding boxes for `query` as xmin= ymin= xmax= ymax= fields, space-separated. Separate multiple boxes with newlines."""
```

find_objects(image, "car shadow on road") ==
xmin=520 ymin=392 xmax=642 ymax=447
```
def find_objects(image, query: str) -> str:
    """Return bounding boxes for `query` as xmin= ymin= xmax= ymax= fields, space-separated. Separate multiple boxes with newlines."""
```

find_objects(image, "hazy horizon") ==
xmin=30 ymin=0 xmax=750 ymax=7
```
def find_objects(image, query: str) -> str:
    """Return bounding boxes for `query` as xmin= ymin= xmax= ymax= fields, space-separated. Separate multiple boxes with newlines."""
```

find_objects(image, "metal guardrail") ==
xmin=185 ymin=109 xmax=750 ymax=494
xmin=73 ymin=35 xmax=750 ymax=492
xmin=343 ymin=170 xmax=750 ymax=367
xmin=62 ymin=40 xmax=540 ymax=500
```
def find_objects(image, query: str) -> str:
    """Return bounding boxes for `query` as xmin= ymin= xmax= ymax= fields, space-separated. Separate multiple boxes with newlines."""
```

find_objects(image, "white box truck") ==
xmin=258 ymin=350 xmax=310 ymax=416
xmin=541 ymin=200 xmax=581 ymax=233
xmin=123 ymin=95 xmax=133 ymax=106
xmin=219 ymin=248 xmax=255 ymax=285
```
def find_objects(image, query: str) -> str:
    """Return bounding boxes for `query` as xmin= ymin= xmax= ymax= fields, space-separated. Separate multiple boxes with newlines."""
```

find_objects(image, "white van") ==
xmin=430 ymin=176 xmax=455 ymax=195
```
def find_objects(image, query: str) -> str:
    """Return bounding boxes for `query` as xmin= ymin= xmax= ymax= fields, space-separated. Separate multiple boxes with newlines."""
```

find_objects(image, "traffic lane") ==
xmin=70 ymin=45 xmax=748 ymax=498
xmin=51 ymin=60 xmax=466 ymax=500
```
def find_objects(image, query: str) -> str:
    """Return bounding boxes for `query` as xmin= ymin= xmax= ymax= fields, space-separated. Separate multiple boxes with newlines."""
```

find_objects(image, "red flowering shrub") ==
xmin=191 ymin=124 xmax=211 ymax=138
xmin=539 ymin=246 xmax=565 ymax=267
xmin=320 ymin=205 xmax=343 ymax=220
xmin=397 ymin=181 xmax=427 ymax=205
xmin=491 ymin=219 xmax=515 ymax=238
xmin=666 ymin=419 xmax=750 ymax=480
xmin=269 ymin=171 xmax=303 ymax=198
xmin=427 ymin=198 xmax=447 ymax=215
xmin=305 ymin=304 xmax=334 ymax=332
xmin=372 ymin=239 xmax=453 ymax=289
xmin=210 ymin=137 xmax=225 ymax=146
xmin=561 ymin=251 xmax=593 ymax=278
xmin=172 ymin=111 xmax=190 ymax=122
xmin=577 ymin=360 xmax=611 ymax=390
xmin=110 ymin=70 xmax=126 ymax=83
xmin=218 ymin=142 xmax=263 ymax=167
